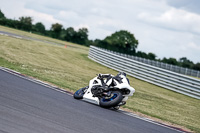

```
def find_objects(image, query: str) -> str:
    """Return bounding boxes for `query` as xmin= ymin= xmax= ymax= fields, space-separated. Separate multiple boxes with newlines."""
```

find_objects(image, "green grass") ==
xmin=0 ymin=26 xmax=200 ymax=132
xmin=191 ymin=76 xmax=200 ymax=80
xmin=0 ymin=25 xmax=87 ymax=49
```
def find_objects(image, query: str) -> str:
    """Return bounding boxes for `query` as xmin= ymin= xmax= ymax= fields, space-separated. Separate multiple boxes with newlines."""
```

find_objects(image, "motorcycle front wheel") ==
xmin=73 ymin=86 xmax=88 ymax=99
xmin=99 ymin=91 xmax=123 ymax=108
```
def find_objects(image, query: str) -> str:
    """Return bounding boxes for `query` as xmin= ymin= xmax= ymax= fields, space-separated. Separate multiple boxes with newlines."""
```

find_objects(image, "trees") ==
xmin=136 ymin=51 xmax=148 ymax=58
xmin=63 ymin=27 xmax=90 ymax=46
xmin=0 ymin=9 xmax=7 ymax=26
xmin=0 ymin=10 xmax=32 ymax=31
xmin=179 ymin=57 xmax=194 ymax=69
xmin=64 ymin=27 xmax=76 ymax=42
xmin=19 ymin=16 xmax=33 ymax=31
xmin=147 ymin=53 xmax=156 ymax=60
xmin=33 ymin=22 xmax=46 ymax=34
xmin=0 ymin=9 xmax=5 ymax=18
xmin=103 ymin=30 xmax=138 ymax=54
xmin=162 ymin=57 xmax=179 ymax=65
xmin=192 ymin=63 xmax=200 ymax=71
xmin=76 ymin=28 xmax=89 ymax=45
xmin=51 ymin=23 xmax=63 ymax=38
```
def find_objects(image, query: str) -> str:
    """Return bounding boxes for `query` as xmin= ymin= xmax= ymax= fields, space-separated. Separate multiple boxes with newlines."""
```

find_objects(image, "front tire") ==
xmin=100 ymin=91 xmax=123 ymax=108
xmin=73 ymin=86 xmax=88 ymax=99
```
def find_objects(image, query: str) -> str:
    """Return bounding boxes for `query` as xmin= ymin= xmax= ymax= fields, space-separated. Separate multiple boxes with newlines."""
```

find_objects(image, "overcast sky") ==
xmin=1 ymin=0 xmax=200 ymax=63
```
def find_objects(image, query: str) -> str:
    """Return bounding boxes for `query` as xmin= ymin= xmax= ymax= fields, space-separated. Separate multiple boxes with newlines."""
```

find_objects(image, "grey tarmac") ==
xmin=0 ymin=68 xmax=183 ymax=133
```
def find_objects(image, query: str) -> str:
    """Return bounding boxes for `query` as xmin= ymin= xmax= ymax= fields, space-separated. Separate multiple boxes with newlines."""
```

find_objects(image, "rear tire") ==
xmin=73 ymin=86 xmax=88 ymax=99
xmin=100 ymin=91 xmax=123 ymax=108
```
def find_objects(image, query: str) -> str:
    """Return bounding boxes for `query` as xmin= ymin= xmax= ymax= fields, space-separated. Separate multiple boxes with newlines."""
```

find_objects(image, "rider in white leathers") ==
xmin=98 ymin=72 xmax=135 ymax=96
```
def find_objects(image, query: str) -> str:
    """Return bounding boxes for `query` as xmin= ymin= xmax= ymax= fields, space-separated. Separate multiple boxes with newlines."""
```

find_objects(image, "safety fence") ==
xmin=88 ymin=46 xmax=200 ymax=99
xmin=99 ymin=48 xmax=200 ymax=78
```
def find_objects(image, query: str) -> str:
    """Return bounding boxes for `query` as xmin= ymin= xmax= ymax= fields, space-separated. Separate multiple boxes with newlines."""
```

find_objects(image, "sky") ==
xmin=0 ymin=0 xmax=200 ymax=63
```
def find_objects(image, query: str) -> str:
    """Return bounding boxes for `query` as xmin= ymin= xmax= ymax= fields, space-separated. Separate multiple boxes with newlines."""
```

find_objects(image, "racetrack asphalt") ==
xmin=0 ymin=31 xmax=76 ymax=48
xmin=0 ymin=68 xmax=183 ymax=133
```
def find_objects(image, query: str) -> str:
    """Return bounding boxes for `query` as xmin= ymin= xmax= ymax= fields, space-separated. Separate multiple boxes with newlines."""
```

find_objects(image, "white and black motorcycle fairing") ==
xmin=73 ymin=73 xmax=135 ymax=109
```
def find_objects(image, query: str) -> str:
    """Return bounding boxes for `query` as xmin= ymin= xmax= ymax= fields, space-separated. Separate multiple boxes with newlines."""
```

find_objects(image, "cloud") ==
xmin=187 ymin=42 xmax=200 ymax=51
xmin=179 ymin=42 xmax=200 ymax=63
xmin=0 ymin=0 xmax=61 ymax=29
xmin=1 ymin=0 xmax=200 ymax=63
xmin=138 ymin=7 xmax=200 ymax=34
xmin=57 ymin=10 xmax=81 ymax=26
xmin=74 ymin=24 xmax=90 ymax=31
xmin=27 ymin=10 xmax=62 ymax=27
xmin=58 ymin=11 xmax=79 ymax=19
xmin=166 ymin=0 xmax=200 ymax=14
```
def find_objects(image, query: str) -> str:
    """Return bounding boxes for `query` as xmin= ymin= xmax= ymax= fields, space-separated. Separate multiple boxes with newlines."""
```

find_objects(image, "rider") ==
xmin=97 ymin=72 xmax=129 ymax=96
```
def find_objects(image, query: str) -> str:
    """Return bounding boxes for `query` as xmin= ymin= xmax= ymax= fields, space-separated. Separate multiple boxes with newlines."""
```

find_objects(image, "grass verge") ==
xmin=0 ymin=26 xmax=199 ymax=132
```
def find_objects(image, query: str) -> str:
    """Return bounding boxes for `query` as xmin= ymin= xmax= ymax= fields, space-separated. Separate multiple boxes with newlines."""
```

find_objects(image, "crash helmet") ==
xmin=118 ymin=72 xmax=126 ymax=76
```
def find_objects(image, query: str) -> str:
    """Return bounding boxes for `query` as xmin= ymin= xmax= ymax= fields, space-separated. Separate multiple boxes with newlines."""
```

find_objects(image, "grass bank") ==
xmin=0 ymin=26 xmax=199 ymax=132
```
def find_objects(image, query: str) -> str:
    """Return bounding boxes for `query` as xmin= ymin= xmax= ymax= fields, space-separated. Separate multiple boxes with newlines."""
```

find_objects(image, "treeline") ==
xmin=0 ymin=10 xmax=199 ymax=71
xmin=0 ymin=10 xmax=91 ymax=46
xmin=92 ymin=31 xmax=200 ymax=71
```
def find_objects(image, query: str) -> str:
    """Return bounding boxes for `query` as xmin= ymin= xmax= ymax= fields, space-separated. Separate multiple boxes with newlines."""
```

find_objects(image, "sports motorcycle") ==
xmin=73 ymin=72 xmax=135 ymax=110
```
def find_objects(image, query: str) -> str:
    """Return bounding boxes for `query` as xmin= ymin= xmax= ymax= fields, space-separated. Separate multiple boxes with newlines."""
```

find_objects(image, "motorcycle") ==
xmin=73 ymin=72 xmax=135 ymax=110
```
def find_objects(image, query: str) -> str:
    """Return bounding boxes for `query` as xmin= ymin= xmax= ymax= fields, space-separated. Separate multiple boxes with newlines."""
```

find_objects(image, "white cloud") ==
xmin=74 ymin=24 xmax=90 ymax=31
xmin=187 ymin=42 xmax=200 ymax=51
xmin=0 ymin=0 xmax=200 ymax=63
xmin=58 ymin=11 xmax=79 ymax=20
xmin=27 ymin=10 xmax=62 ymax=28
xmin=90 ymin=8 xmax=107 ymax=16
xmin=138 ymin=7 xmax=200 ymax=34
xmin=0 ymin=0 xmax=61 ymax=29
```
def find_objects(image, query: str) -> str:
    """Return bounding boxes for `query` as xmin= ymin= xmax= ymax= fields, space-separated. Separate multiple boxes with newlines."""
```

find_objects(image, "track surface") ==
xmin=0 ymin=31 xmax=76 ymax=48
xmin=0 ymin=69 xmax=182 ymax=133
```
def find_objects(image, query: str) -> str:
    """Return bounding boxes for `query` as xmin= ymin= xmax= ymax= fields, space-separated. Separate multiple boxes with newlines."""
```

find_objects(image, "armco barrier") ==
xmin=88 ymin=46 xmax=200 ymax=99
xmin=114 ymin=52 xmax=200 ymax=78
xmin=101 ymin=49 xmax=200 ymax=78
xmin=108 ymin=49 xmax=200 ymax=78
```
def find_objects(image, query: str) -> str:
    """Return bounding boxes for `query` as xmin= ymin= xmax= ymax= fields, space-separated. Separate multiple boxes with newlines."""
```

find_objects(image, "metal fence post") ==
xmin=185 ymin=68 xmax=188 ymax=75
xmin=191 ymin=70 xmax=193 ymax=77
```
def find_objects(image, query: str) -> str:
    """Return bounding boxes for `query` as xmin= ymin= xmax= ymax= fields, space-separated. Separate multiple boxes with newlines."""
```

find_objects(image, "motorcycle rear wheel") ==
xmin=100 ymin=91 xmax=123 ymax=108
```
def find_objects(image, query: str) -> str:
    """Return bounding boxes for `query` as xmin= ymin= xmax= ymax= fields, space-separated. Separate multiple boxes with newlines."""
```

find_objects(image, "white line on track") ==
xmin=0 ymin=67 xmax=73 ymax=96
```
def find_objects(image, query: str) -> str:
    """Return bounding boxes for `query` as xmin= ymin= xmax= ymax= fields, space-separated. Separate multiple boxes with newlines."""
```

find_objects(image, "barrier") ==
xmin=88 ymin=46 xmax=200 ymax=99
xmin=102 ymin=48 xmax=200 ymax=78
